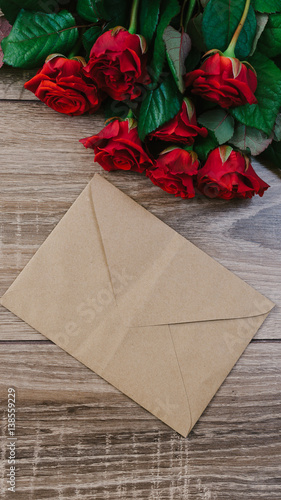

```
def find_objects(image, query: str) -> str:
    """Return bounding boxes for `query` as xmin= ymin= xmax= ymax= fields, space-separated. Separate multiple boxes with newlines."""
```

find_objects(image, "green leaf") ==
xmin=82 ymin=26 xmax=102 ymax=58
xmin=229 ymin=123 xmax=273 ymax=155
xmin=0 ymin=0 xmax=62 ymax=23
xmin=138 ymin=76 xmax=182 ymax=141
xmin=197 ymin=109 xmax=234 ymax=144
xmin=250 ymin=12 xmax=268 ymax=56
xmin=103 ymin=98 xmax=130 ymax=120
xmin=78 ymin=0 xmax=130 ymax=26
xmin=193 ymin=130 xmax=218 ymax=162
xmin=185 ymin=46 xmax=201 ymax=73
xmin=274 ymin=53 xmax=281 ymax=69
xmin=163 ymin=26 xmax=191 ymax=93
xmin=187 ymin=14 xmax=207 ymax=53
xmin=150 ymin=0 xmax=180 ymax=82
xmin=77 ymin=0 xmax=100 ymax=22
xmin=273 ymin=113 xmax=281 ymax=141
xmin=2 ymin=10 xmax=78 ymax=69
xmin=253 ymin=0 xmax=281 ymax=14
xmin=231 ymin=52 xmax=281 ymax=135
xmin=139 ymin=0 xmax=161 ymax=45
xmin=258 ymin=13 xmax=281 ymax=57
xmin=0 ymin=0 xmax=19 ymax=23
xmin=101 ymin=0 xmax=130 ymax=27
xmin=260 ymin=141 xmax=281 ymax=168
xmin=202 ymin=0 xmax=257 ymax=59
xmin=0 ymin=0 xmax=73 ymax=23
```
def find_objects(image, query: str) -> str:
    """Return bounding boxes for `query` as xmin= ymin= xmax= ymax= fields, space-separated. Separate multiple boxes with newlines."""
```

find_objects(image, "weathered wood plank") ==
xmin=0 ymin=101 xmax=280 ymax=340
xmin=0 ymin=342 xmax=280 ymax=499
xmin=0 ymin=66 xmax=37 ymax=100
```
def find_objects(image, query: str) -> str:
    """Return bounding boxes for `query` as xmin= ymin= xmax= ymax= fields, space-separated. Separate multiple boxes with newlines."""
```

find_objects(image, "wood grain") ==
xmin=0 ymin=68 xmax=281 ymax=499
xmin=0 ymin=101 xmax=280 ymax=339
xmin=0 ymin=342 xmax=281 ymax=500
xmin=0 ymin=66 xmax=37 ymax=100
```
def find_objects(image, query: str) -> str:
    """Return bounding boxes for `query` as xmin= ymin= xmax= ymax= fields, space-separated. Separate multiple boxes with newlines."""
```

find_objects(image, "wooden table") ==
xmin=0 ymin=67 xmax=281 ymax=500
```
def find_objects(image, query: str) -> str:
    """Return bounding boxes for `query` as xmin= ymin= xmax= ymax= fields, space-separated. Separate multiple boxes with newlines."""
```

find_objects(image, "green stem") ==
xmin=180 ymin=0 xmax=188 ymax=28
xmin=128 ymin=0 xmax=140 ymax=34
xmin=184 ymin=0 xmax=197 ymax=33
xmin=223 ymin=0 xmax=251 ymax=57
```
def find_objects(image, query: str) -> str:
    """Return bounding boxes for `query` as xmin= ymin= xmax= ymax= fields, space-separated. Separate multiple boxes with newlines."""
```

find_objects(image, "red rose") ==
xmin=185 ymin=53 xmax=257 ymax=109
xmin=83 ymin=28 xmax=150 ymax=101
xmin=197 ymin=146 xmax=269 ymax=199
xmin=80 ymin=119 xmax=153 ymax=173
xmin=24 ymin=56 xmax=102 ymax=116
xmin=146 ymin=148 xmax=199 ymax=198
xmin=149 ymin=99 xmax=208 ymax=144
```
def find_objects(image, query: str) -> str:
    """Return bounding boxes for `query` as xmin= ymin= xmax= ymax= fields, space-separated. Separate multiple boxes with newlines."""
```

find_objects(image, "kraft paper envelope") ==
xmin=0 ymin=174 xmax=274 ymax=436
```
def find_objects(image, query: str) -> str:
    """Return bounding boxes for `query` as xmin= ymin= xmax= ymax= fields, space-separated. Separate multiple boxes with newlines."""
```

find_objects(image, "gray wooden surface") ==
xmin=0 ymin=65 xmax=280 ymax=499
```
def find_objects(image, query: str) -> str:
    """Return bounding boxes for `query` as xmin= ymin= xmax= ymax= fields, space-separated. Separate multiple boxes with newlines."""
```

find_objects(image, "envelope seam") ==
xmin=168 ymin=324 xmax=193 ymax=435
xmin=88 ymin=183 xmax=118 ymax=307
xmin=130 ymin=310 xmax=274 ymax=329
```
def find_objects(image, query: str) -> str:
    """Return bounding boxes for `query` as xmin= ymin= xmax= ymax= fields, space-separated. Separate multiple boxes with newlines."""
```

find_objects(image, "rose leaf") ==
xmin=253 ymin=0 xmax=281 ymax=14
xmin=82 ymin=26 xmax=102 ymax=58
xmin=139 ymin=0 xmax=161 ymax=46
xmin=85 ymin=0 xmax=130 ymax=28
xmin=163 ymin=26 xmax=191 ymax=93
xmin=197 ymin=109 xmax=235 ymax=145
xmin=77 ymin=0 xmax=100 ymax=22
xmin=229 ymin=123 xmax=273 ymax=156
xmin=138 ymin=75 xmax=182 ymax=141
xmin=1 ymin=9 xmax=78 ymax=69
xmin=187 ymin=13 xmax=207 ymax=53
xmin=231 ymin=52 xmax=281 ymax=135
xmin=258 ymin=13 xmax=281 ymax=58
xmin=273 ymin=113 xmax=281 ymax=141
xmin=250 ymin=13 xmax=268 ymax=56
xmin=150 ymin=0 xmax=180 ymax=83
xmin=193 ymin=131 xmax=219 ymax=162
xmin=260 ymin=140 xmax=281 ymax=169
xmin=202 ymin=0 xmax=257 ymax=59
xmin=0 ymin=0 xmax=70 ymax=23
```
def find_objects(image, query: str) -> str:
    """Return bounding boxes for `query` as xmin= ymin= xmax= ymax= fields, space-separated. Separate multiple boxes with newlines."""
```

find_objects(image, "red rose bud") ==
xmin=24 ymin=56 xmax=102 ymax=116
xmin=148 ymin=99 xmax=208 ymax=145
xmin=83 ymin=28 xmax=150 ymax=101
xmin=185 ymin=53 xmax=257 ymax=109
xmin=146 ymin=148 xmax=199 ymax=199
xmin=80 ymin=118 xmax=154 ymax=173
xmin=197 ymin=146 xmax=269 ymax=200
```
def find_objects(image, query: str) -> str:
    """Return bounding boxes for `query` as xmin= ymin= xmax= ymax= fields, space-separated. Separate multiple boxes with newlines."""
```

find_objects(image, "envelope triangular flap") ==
xmin=170 ymin=313 xmax=269 ymax=431
xmin=91 ymin=175 xmax=273 ymax=327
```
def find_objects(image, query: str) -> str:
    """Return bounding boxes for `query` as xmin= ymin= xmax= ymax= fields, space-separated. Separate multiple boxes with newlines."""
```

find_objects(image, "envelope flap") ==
xmin=90 ymin=175 xmax=274 ymax=327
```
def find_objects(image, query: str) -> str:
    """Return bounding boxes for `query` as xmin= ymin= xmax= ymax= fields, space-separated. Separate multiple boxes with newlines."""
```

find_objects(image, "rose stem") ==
xmin=184 ymin=0 xmax=197 ymax=33
xmin=180 ymin=0 xmax=188 ymax=28
xmin=128 ymin=0 xmax=140 ymax=34
xmin=223 ymin=0 xmax=251 ymax=58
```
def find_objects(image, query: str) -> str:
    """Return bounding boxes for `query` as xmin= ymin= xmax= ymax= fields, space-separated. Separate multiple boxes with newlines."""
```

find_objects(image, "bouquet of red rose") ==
xmin=1 ymin=0 xmax=281 ymax=200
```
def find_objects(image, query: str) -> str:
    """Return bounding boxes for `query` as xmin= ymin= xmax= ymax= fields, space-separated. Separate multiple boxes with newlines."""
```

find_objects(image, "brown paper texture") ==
xmin=0 ymin=174 xmax=274 ymax=436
